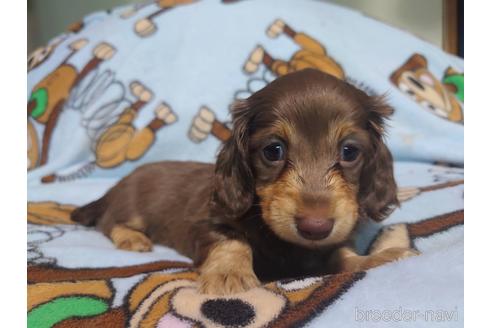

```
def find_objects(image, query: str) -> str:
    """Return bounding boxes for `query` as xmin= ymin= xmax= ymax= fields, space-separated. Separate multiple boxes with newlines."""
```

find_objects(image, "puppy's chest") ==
xmin=238 ymin=216 xmax=334 ymax=281
xmin=251 ymin=243 xmax=333 ymax=281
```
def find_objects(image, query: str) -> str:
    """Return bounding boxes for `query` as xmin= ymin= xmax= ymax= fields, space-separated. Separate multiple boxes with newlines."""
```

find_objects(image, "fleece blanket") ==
xmin=27 ymin=0 xmax=464 ymax=327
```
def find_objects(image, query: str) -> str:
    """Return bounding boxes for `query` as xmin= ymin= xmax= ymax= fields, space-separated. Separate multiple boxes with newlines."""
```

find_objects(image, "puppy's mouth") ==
xmin=295 ymin=217 xmax=335 ymax=241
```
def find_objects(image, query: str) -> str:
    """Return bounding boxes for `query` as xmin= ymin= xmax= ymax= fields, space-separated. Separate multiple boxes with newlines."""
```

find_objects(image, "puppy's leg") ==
xmin=331 ymin=246 xmax=418 ymax=272
xmin=198 ymin=239 xmax=260 ymax=295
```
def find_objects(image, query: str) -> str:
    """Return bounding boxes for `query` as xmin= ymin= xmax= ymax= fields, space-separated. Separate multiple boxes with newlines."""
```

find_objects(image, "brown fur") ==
xmin=72 ymin=69 xmax=399 ymax=294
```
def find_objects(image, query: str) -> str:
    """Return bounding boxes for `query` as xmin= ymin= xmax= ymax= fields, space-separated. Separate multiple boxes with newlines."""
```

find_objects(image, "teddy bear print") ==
xmin=189 ymin=20 xmax=346 ymax=145
xmin=38 ymin=77 xmax=177 ymax=183
xmin=39 ymin=79 xmax=177 ymax=183
xmin=94 ymin=81 xmax=177 ymax=168
xmin=121 ymin=0 xmax=197 ymax=37
xmin=243 ymin=19 xmax=345 ymax=80
xmin=27 ymin=39 xmax=115 ymax=175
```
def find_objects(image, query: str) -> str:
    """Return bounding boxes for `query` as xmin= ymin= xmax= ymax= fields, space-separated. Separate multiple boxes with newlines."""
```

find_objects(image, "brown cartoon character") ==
xmin=390 ymin=54 xmax=463 ymax=123
xmin=188 ymin=106 xmax=231 ymax=143
xmin=27 ymin=39 xmax=115 ymax=174
xmin=130 ymin=0 xmax=196 ymax=37
xmin=244 ymin=19 xmax=345 ymax=79
xmin=94 ymin=81 xmax=177 ymax=168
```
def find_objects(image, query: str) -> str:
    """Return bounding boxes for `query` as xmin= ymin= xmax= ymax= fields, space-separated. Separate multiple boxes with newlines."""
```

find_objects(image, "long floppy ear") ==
xmin=211 ymin=100 xmax=255 ymax=219
xmin=358 ymin=96 xmax=399 ymax=221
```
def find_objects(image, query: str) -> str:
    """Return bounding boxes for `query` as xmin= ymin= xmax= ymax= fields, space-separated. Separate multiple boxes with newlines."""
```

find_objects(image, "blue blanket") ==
xmin=27 ymin=1 xmax=464 ymax=327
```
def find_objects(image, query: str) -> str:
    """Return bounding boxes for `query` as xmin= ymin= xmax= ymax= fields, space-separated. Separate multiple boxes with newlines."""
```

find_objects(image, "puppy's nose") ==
xmin=295 ymin=216 xmax=334 ymax=240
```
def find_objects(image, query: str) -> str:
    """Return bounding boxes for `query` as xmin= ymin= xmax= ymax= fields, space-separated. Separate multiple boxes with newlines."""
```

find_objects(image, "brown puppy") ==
xmin=72 ymin=68 xmax=403 ymax=295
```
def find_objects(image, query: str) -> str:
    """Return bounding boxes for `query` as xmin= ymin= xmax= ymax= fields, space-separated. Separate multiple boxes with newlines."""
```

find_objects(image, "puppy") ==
xmin=72 ymin=68 xmax=406 ymax=295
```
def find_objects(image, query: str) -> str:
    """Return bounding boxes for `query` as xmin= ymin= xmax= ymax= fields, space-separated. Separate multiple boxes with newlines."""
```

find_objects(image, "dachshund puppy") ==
xmin=72 ymin=68 xmax=407 ymax=295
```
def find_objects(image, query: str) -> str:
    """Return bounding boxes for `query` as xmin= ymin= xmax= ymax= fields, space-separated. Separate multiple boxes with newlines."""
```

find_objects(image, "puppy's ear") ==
xmin=211 ymin=100 xmax=255 ymax=219
xmin=358 ymin=97 xmax=399 ymax=221
xmin=365 ymin=95 xmax=394 ymax=137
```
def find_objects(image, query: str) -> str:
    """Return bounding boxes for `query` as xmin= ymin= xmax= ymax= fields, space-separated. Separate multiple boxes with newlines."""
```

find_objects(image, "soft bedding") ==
xmin=27 ymin=1 xmax=464 ymax=327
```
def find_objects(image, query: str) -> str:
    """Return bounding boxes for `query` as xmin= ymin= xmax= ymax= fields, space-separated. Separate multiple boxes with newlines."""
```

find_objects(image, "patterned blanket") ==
xmin=27 ymin=1 xmax=464 ymax=327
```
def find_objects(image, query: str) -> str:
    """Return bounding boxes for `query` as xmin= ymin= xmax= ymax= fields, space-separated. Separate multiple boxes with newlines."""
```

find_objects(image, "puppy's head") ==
xmin=213 ymin=69 xmax=398 ymax=248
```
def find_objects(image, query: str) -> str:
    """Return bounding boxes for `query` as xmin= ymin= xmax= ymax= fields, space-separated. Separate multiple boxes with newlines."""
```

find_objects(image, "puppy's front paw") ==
xmin=198 ymin=269 xmax=260 ymax=295
xmin=363 ymin=247 xmax=420 ymax=270
xmin=198 ymin=239 xmax=259 ymax=295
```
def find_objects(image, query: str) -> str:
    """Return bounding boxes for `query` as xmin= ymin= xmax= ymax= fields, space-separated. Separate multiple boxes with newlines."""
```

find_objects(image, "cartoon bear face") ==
xmin=390 ymin=54 xmax=463 ymax=123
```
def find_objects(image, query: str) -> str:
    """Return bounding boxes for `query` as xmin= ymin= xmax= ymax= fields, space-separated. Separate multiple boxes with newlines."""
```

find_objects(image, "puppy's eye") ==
xmin=341 ymin=145 xmax=360 ymax=162
xmin=263 ymin=142 xmax=285 ymax=162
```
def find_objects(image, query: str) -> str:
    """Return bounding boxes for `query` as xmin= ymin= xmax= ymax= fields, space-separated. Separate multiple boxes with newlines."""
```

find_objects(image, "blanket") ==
xmin=27 ymin=1 xmax=464 ymax=327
